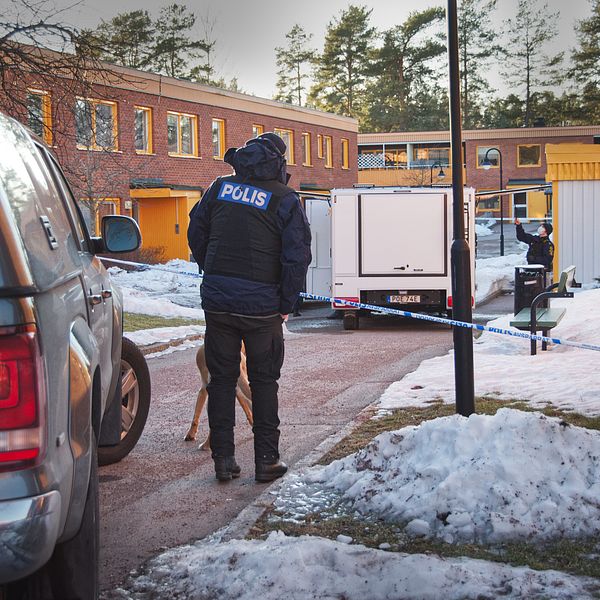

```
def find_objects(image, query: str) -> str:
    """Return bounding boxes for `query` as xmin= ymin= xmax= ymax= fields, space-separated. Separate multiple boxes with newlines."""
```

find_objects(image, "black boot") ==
xmin=255 ymin=459 xmax=288 ymax=483
xmin=214 ymin=456 xmax=241 ymax=481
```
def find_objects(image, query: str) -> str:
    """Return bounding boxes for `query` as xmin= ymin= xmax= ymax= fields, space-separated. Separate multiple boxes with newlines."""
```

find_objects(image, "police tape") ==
xmin=100 ymin=257 xmax=600 ymax=354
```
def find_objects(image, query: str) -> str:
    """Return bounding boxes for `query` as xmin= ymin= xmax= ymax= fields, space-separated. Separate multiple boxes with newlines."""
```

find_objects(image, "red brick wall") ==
xmin=465 ymin=135 xmax=595 ymax=191
xmin=4 ymin=76 xmax=357 ymax=202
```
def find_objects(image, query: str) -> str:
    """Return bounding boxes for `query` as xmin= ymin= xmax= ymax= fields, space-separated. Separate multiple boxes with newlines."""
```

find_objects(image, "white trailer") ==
xmin=331 ymin=186 xmax=476 ymax=330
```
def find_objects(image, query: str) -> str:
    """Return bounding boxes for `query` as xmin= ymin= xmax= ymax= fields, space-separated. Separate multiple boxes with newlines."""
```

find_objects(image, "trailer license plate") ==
xmin=388 ymin=295 xmax=420 ymax=303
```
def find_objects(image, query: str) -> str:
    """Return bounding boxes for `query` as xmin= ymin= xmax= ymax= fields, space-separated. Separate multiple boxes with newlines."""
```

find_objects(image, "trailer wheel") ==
xmin=343 ymin=312 xmax=359 ymax=330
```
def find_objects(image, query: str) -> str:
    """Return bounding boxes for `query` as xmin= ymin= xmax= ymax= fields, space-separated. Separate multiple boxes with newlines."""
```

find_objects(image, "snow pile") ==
xmin=278 ymin=409 xmax=600 ymax=544
xmin=475 ymin=218 xmax=495 ymax=237
xmin=475 ymin=252 xmax=524 ymax=304
xmin=380 ymin=288 xmax=600 ymax=415
xmin=125 ymin=325 xmax=204 ymax=347
xmin=108 ymin=532 xmax=600 ymax=600
xmin=108 ymin=259 xmax=204 ymax=319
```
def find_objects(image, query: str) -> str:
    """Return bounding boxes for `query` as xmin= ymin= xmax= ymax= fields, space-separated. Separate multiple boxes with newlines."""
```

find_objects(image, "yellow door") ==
xmin=137 ymin=197 xmax=191 ymax=261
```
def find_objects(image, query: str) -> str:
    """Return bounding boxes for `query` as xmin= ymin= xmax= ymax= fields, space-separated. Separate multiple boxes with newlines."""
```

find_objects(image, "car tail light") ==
xmin=446 ymin=296 xmax=475 ymax=309
xmin=0 ymin=326 xmax=46 ymax=471
xmin=332 ymin=296 xmax=359 ymax=309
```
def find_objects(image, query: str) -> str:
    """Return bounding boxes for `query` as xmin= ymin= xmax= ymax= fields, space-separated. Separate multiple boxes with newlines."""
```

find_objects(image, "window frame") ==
xmin=302 ymin=132 xmax=312 ymax=167
xmin=252 ymin=124 xmax=264 ymax=138
xmin=212 ymin=118 xmax=226 ymax=160
xmin=341 ymin=138 xmax=349 ymax=170
xmin=274 ymin=127 xmax=295 ymax=164
xmin=167 ymin=111 xmax=199 ymax=158
xmin=27 ymin=88 xmax=52 ymax=146
xmin=517 ymin=144 xmax=542 ymax=168
xmin=134 ymin=106 xmax=153 ymax=154
xmin=75 ymin=97 xmax=119 ymax=152
xmin=476 ymin=188 xmax=501 ymax=213
xmin=324 ymin=135 xmax=333 ymax=168
xmin=317 ymin=134 xmax=324 ymax=158
xmin=476 ymin=145 xmax=499 ymax=169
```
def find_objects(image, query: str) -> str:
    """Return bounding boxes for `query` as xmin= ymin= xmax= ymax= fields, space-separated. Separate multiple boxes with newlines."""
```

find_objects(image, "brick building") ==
xmin=5 ymin=61 xmax=358 ymax=260
xmin=358 ymin=126 xmax=600 ymax=220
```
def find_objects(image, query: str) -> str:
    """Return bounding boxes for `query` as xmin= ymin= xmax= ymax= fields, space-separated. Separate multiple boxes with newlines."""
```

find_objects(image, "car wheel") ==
xmin=343 ymin=312 xmax=359 ymax=330
xmin=98 ymin=337 xmax=151 ymax=466
xmin=49 ymin=434 xmax=99 ymax=600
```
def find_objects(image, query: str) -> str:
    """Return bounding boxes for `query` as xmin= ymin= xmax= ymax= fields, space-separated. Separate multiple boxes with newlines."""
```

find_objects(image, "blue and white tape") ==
xmin=101 ymin=257 xmax=600 ymax=354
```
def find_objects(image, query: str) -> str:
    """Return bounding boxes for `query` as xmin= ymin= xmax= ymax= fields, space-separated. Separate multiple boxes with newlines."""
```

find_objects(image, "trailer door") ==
xmin=360 ymin=192 xmax=447 ymax=276
xmin=305 ymin=197 xmax=331 ymax=296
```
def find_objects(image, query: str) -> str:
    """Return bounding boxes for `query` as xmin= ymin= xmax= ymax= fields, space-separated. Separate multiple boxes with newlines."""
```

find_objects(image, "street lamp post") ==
xmin=430 ymin=163 xmax=446 ymax=186
xmin=446 ymin=0 xmax=475 ymax=417
xmin=482 ymin=147 xmax=504 ymax=256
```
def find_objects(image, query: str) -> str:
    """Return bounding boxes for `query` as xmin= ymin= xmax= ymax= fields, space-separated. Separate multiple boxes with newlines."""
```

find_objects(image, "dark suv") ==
xmin=0 ymin=113 xmax=148 ymax=599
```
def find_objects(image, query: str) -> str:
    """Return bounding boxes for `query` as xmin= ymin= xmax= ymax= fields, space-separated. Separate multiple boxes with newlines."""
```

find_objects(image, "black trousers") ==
xmin=204 ymin=312 xmax=284 ymax=461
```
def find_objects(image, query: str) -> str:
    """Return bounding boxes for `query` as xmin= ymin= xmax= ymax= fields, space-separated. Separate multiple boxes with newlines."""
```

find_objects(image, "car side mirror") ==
xmin=101 ymin=215 xmax=142 ymax=253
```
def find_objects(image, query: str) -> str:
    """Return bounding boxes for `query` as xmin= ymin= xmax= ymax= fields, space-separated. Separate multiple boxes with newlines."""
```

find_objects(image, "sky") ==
xmin=22 ymin=0 xmax=595 ymax=100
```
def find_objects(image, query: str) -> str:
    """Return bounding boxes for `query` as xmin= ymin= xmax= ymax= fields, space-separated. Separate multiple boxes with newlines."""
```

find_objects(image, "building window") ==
xmin=302 ymin=133 xmax=312 ymax=166
xmin=517 ymin=144 xmax=541 ymax=167
xmin=274 ymin=128 xmax=295 ymax=164
xmin=317 ymin=134 xmax=323 ymax=158
xmin=252 ymin=124 xmax=264 ymax=138
xmin=477 ymin=189 xmax=500 ymax=212
xmin=76 ymin=98 xmax=118 ymax=151
xmin=324 ymin=135 xmax=333 ymax=168
xmin=134 ymin=106 xmax=152 ymax=154
xmin=341 ymin=138 xmax=349 ymax=169
xmin=167 ymin=111 xmax=198 ymax=157
xmin=212 ymin=118 xmax=225 ymax=159
xmin=27 ymin=89 xmax=52 ymax=145
xmin=477 ymin=146 xmax=499 ymax=168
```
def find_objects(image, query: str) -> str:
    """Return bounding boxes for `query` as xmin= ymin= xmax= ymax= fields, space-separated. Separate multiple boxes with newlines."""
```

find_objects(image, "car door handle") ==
xmin=88 ymin=294 xmax=103 ymax=306
xmin=101 ymin=289 xmax=112 ymax=299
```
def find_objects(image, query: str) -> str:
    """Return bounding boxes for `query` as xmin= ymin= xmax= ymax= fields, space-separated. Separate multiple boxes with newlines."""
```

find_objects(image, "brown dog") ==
xmin=184 ymin=342 xmax=253 ymax=450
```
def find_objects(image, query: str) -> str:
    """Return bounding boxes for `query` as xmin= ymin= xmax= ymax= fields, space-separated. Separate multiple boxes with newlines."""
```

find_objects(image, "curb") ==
xmin=137 ymin=333 xmax=204 ymax=357
xmin=214 ymin=401 xmax=378 ymax=543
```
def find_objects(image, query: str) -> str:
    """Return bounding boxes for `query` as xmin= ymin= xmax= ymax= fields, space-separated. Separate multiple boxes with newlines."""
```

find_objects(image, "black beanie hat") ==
xmin=542 ymin=222 xmax=553 ymax=235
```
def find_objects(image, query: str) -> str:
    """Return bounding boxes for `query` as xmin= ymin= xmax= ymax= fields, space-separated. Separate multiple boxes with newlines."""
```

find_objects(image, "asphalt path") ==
xmin=98 ymin=305 xmax=456 ymax=591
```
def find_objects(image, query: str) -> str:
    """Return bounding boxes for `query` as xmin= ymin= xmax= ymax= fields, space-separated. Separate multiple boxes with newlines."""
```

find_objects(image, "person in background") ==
xmin=514 ymin=218 xmax=554 ymax=271
xmin=187 ymin=133 xmax=312 ymax=483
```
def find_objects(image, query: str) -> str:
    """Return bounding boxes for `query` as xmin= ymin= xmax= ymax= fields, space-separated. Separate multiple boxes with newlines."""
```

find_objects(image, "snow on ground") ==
xmin=380 ymin=288 xmax=600 ymax=415
xmin=108 ymin=259 xmax=204 ymax=319
xmin=277 ymin=409 xmax=600 ymax=544
xmin=125 ymin=325 xmax=205 ymax=347
xmin=475 ymin=218 xmax=496 ymax=237
xmin=475 ymin=252 xmax=524 ymax=304
xmin=109 ymin=532 xmax=600 ymax=600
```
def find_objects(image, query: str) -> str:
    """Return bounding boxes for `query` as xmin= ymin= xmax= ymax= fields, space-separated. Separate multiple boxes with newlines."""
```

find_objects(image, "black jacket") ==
xmin=188 ymin=141 xmax=312 ymax=316
xmin=516 ymin=224 xmax=554 ymax=270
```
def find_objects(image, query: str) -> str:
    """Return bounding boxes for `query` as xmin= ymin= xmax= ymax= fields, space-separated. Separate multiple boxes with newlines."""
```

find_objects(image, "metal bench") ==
xmin=510 ymin=266 xmax=579 ymax=355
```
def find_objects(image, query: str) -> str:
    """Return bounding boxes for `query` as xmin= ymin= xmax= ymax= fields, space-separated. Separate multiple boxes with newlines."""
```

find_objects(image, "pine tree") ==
xmin=309 ymin=5 xmax=376 ymax=118
xmin=364 ymin=7 xmax=445 ymax=132
xmin=502 ymin=0 xmax=563 ymax=127
xmin=94 ymin=10 xmax=154 ymax=69
xmin=570 ymin=0 xmax=600 ymax=123
xmin=458 ymin=0 xmax=499 ymax=129
xmin=152 ymin=4 xmax=209 ymax=79
xmin=274 ymin=25 xmax=315 ymax=106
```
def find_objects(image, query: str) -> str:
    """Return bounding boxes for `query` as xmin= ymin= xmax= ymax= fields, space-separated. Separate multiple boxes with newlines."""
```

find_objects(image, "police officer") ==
xmin=514 ymin=218 xmax=554 ymax=271
xmin=187 ymin=133 xmax=312 ymax=483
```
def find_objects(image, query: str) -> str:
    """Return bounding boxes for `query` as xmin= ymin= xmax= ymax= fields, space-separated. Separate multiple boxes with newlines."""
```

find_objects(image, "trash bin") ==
xmin=514 ymin=265 xmax=547 ymax=315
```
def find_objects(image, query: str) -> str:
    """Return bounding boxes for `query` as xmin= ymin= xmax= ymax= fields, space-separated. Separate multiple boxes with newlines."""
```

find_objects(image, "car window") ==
xmin=0 ymin=123 xmax=82 ymax=287
xmin=39 ymin=147 xmax=91 ymax=253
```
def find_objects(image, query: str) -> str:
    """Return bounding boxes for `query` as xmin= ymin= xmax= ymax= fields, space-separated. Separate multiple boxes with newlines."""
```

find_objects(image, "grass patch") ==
xmin=247 ymin=399 xmax=600 ymax=578
xmin=123 ymin=312 xmax=204 ymax=332
xmin=249 ymin=512 xmax=600 ymax=578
